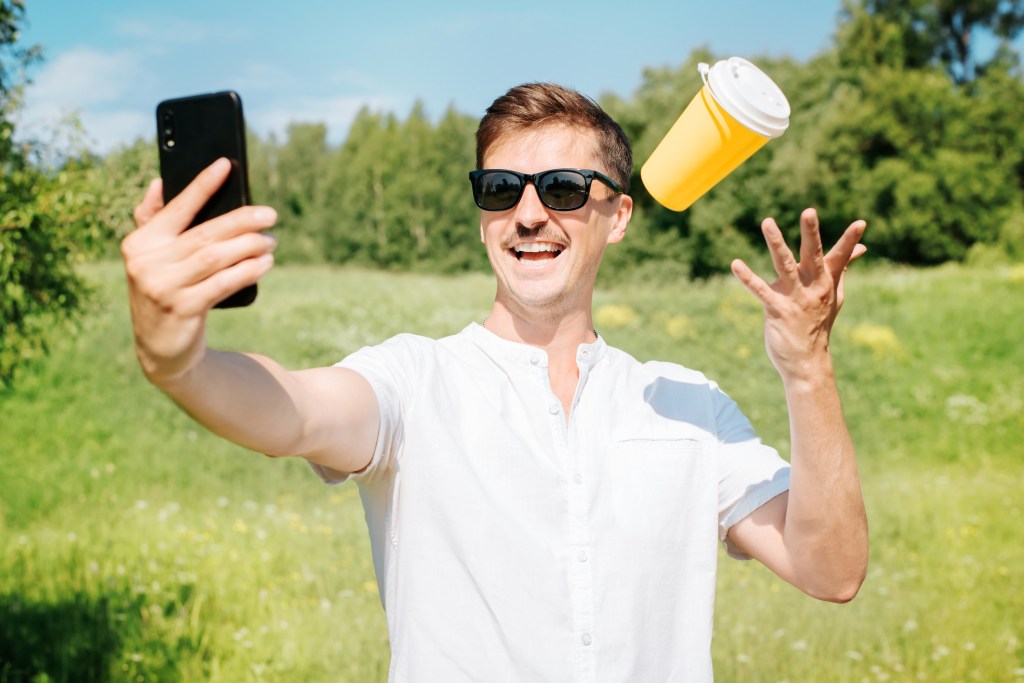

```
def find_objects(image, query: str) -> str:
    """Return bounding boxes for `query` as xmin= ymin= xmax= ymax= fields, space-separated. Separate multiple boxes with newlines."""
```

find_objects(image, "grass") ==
xmin=1 ymin=260 xmax=1022 ymax=681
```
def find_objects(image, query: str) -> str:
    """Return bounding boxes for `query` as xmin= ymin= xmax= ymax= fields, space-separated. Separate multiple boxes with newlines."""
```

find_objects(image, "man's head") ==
xmin=473 ymin=83 xmax=634 ymax=323
xmin=475 ymin=82 xmax=632 ymax=193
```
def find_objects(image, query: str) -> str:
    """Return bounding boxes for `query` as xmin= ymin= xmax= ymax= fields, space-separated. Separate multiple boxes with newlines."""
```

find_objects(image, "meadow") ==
xmin=1 ymin=260 xmax=1022 ymax=682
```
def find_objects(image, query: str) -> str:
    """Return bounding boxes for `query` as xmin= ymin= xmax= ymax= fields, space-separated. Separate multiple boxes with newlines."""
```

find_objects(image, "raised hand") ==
xmin=730 ymin=208 xmax=866 ymax=387
xmin=121 ymin=158 xmax=278 ymax=384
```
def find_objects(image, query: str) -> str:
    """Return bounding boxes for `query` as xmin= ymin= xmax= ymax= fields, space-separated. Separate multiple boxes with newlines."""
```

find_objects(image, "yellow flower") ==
xmin=594 ymin=304 xmax=639 ymax=330
xmin=664 ymin=314 xmax=698 ymax=340
xmin=850 ymin=322 xmax=904 ymax=360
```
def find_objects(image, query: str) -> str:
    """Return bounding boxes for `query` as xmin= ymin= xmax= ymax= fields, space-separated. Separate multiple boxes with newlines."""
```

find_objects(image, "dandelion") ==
xmin=362 ymin=580 xmax=379 ymax=595
xmin=790 ymin=640 xmax=808 ymax=651
xmin=736 ymin=654 xmax=750 ymax=664
xmin=66 ymin=532 xmax=77 ymax=543
xmin=846 ymin=651 xmax=863 ymax=661
xmin=903 ymin=619 xmax=918 ymax=632
xmin=931 ymin=646 xmax=949 ymax=661
xmin=850 ymin=322 xmax=904 ymax=360
xmin=233 ymin=519 xmax=248 ymax=534
xmin=216 ymin=497 xmax=229 ymax=508
xmin=963 ymin=642 xmax=976 ymax=651
xmin=134 ymin=500 xmax=148 ymax=510
xmin=662 ymin=314 xmax=698 ymax=340
xmin=594 ymin=304 xmax=639 ymax=330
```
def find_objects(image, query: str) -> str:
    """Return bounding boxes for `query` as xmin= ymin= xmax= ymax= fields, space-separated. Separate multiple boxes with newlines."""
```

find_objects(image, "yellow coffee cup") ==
xmin=640 ymin=57 xmax=791 ymax=212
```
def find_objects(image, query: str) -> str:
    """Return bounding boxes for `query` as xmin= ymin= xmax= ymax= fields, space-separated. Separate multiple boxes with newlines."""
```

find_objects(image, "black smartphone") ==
xmin=156 ymin=90 xmax=257 ymax=308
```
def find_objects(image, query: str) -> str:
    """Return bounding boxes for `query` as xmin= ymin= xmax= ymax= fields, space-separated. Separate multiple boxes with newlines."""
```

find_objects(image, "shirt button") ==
xmin=530 ymin=354 xmax=541 ymax=365
xmin=548 ymin=404 xmax=560 ymax=415
xmin=577 ymin=550 xmax=588 ymax=563
xmin=581 ymin=633 xmax=593 ymax=646
xmin=573 ymin=472 xmax=583 ymax=485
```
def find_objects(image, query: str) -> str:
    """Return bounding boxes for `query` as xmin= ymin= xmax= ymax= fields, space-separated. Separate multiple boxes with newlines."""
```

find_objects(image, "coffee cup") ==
xmin=640 ymin=57 xmax=790 ymax=212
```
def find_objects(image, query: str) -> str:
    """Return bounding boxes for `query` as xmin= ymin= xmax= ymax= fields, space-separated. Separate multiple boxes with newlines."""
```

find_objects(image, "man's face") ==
xmin=479 ymin=124 xmax=632 ymax=319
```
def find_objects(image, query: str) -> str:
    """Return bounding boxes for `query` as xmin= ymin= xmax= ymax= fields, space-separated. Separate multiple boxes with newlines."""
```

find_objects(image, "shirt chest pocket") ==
xmin=605 ymin=433 xmax=717 ymax=541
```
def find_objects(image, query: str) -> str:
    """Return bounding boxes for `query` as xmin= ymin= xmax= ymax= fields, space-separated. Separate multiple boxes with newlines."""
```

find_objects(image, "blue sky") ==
xmin=18 ymin=1 xmax=850 ymax=152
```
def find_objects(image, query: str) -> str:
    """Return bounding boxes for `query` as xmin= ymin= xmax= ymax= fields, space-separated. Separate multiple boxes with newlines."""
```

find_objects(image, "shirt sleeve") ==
xmin=307 ymin=334 xmax=424 ymax=486
xmin=711 ymin=383 xmax=791 ymax=560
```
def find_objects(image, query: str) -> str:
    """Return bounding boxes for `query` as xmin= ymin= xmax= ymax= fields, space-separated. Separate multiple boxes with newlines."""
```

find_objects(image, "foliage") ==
xmin=247 ymin=103 xmax=485 ymax=272
xmin=837 ymin=0 xmax=1024 ymax=83
xmin=0 ymin=2 xmax=114 ymax=388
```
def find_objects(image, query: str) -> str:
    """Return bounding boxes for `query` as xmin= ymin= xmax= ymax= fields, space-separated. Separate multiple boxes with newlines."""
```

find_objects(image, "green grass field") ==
xmin=2 ymin=260 xmax=1023 ymax=682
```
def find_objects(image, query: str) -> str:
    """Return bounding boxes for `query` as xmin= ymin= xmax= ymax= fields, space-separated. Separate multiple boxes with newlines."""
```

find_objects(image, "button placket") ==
xmin=566 ymin=366 xmax=595 ymax=681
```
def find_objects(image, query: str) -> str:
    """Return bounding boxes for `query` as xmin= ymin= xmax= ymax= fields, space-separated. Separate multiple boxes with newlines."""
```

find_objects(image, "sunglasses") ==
xmin=469 ymin=168 xmax=624 ymax=212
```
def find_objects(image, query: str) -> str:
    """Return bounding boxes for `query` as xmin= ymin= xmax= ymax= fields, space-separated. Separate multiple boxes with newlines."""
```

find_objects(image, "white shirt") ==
xmin=312 ymin=323 xmax=790 ymax=682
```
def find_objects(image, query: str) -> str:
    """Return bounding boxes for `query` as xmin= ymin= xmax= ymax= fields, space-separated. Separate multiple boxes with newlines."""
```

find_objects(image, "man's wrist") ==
xmin=778 ymin=353 xmax=837 ymax=394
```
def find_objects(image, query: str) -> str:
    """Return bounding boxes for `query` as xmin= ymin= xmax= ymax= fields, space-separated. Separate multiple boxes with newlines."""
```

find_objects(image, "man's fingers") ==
xmin=175 ymin=231 xmax=278 ymax=288
xmin=158 ymin=157 xmax=234 ymax=236
xmin=824 ymin=220 xmax=867 ymax=282
xmin=173 ymin=205 xmax=278 ymax=259
xmin=731 ymin=258 xmax=775 ymax=305
xmin=177 ymin=254 xmax=275 ymax=317
xmin=133 ymin=178 xmax=165 ymax=228
xmin=762 ymin=217 xmax=799 ymax=286
xmin=798 ymin=208 xmax=825 ymax=273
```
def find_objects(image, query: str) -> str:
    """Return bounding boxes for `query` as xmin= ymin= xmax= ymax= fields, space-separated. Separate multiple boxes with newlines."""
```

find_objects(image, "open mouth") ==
xmin=511 ymin=241 xmax=565 ymax=262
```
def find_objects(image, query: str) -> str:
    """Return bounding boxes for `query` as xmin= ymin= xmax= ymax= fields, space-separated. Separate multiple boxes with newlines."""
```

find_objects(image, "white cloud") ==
xmin=16 ymin=46 xmax=153 ymax=153
xmin=27 ymin=47 xmax=145 ymax=108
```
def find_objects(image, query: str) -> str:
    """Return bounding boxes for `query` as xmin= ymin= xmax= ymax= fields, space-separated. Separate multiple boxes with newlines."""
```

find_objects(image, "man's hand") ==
xmin=726 ymin=208 xmax=869 ymax=602
xmin=121 ymin=158 xmax=278 ymax=385
xmin=730 ymin=208 xmax=866 ymax=386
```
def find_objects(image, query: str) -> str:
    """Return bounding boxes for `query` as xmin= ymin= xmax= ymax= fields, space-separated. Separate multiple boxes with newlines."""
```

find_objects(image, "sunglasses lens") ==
xmin=538 ymin=171 xmax=588 ymax=210
xmin=476 ymin=172 xmax=523 ymax=210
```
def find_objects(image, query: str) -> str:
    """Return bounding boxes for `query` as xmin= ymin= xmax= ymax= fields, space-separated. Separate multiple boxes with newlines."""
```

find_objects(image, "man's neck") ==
xmin=482 ymin=304 xmax=597 ymax=359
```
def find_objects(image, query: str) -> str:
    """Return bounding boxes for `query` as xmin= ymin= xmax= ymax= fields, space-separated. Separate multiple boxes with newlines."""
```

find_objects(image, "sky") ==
xmin=16 ymin=0 xmax=851 ymax=153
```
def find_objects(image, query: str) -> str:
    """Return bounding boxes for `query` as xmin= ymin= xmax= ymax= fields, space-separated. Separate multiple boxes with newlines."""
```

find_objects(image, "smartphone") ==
xmin=156 ymin=90 xmax=257 ymax=308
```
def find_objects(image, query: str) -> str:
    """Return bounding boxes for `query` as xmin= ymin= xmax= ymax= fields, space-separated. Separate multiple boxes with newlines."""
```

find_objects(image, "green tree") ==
xmin=838 ymin=0 xmax=1024 ymax=83
xmin=0 ymin=1 xmax=112 ymax=387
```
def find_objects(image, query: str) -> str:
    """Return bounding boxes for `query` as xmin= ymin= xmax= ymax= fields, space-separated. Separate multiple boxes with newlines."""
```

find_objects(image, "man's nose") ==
xmin=514 ymin=182 xmax=549 ymax=229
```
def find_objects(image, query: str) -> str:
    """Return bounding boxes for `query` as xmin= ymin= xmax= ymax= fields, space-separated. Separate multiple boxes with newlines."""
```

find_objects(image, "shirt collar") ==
xmin=463 ymin=323 xmax=607 ymax=370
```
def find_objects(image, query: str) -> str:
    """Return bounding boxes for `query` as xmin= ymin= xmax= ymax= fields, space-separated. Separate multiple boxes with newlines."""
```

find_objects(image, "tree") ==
xmin=1 ymin=1 xmax=111 ymax=387
xmin=838 ymin=0 xmax=1024 ymax=83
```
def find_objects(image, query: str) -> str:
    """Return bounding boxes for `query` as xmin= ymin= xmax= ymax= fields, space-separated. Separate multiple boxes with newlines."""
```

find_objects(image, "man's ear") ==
xmin=606 ymin=194 xmax=633 ymax=245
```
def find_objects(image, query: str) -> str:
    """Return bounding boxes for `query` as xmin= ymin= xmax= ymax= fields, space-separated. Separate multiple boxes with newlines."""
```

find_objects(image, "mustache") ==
xmin=499 ymin=225 xmax=569 ymax=251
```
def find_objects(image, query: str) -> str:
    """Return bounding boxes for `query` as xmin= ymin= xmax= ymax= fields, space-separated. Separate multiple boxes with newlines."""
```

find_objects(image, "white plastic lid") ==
xmin=699 ymin=57 xmax=790 ymax=138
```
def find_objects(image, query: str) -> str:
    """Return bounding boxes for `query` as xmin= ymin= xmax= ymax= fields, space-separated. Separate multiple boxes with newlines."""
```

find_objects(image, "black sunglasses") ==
xmin=469 ymin=168 xmax=624 ymax=212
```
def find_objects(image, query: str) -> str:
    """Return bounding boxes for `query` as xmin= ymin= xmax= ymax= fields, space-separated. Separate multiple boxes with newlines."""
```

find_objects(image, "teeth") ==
xmin=515 ymin=242 xmax=563 ymax=253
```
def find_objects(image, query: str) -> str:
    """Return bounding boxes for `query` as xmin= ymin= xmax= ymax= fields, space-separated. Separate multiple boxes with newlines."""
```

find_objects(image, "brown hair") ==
xmin=475 ymin=82 xmax=632 ymax=193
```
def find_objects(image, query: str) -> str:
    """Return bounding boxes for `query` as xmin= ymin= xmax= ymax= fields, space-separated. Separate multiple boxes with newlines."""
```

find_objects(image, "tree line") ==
xmin=2 ymin=0 xmax=1024 ymax=386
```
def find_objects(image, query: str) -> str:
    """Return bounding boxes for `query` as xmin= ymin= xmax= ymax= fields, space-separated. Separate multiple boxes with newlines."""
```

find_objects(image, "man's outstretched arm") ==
xmin=726 ymin=208 xmax=869 ymax=603
xmin=122 ymin=159 xmax=377 ymax=474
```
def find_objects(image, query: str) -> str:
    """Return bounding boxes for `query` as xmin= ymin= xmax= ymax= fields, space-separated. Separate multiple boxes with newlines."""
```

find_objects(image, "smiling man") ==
xmin=123 ymin=82 xmax=868 ymax=682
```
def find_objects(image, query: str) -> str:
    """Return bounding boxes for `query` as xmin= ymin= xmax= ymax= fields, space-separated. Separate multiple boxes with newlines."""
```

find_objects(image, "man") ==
xmin=123 ymin=82 xmax=868 ymax=681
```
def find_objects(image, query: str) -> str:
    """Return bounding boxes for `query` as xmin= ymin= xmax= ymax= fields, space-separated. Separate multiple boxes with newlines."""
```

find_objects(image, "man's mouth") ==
xmin=510 ymin=241 xmax=565 ymax=262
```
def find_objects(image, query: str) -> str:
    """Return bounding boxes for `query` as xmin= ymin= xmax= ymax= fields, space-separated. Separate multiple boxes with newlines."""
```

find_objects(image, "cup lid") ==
xmin=700 ymin=57 xmax=790 ymax=138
